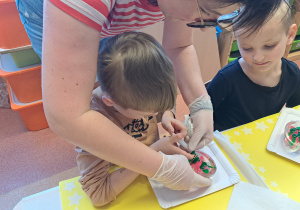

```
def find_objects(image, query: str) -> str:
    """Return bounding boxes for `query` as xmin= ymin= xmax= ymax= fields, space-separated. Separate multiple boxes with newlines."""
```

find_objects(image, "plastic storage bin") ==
xmin=6 ymin=66 xmax=42 ymax=103
xmin=0 ymin=0 xmax=31 ymax=49
xmin=10 ymin=48 xmax=41 ymax=68
xmin=0 ymin=64 xmax=42 ymax=103
xmin=7 ymin=81 xmax=48 ymax=131
xmin=0 ymin=52 xmax=41 ymax=73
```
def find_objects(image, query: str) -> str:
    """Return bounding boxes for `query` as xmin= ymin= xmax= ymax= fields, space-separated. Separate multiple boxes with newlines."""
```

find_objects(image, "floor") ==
xmin=0 ymin=94 xmax=189 ymax=210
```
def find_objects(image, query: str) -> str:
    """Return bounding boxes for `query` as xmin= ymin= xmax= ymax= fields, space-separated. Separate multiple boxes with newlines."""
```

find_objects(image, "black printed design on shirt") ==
xmin=123 ymin=116 xmax=153 ymax=138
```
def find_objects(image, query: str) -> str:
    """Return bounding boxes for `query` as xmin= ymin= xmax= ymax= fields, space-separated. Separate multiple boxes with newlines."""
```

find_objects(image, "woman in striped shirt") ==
xmin=16 ymin=0 xmax=282 ymax=192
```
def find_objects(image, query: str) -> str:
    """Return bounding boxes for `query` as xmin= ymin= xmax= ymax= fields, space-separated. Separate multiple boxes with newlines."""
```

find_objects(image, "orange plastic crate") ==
xmin=0 ymin=65 xmax=42 ymax=103
xmin=0 ymin=0 xmax=31 ymax=49
xmin=7 ymin=81 xmax=48 ymax=131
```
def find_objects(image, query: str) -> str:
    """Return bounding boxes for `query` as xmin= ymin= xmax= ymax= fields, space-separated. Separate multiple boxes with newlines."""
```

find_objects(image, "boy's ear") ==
xmin=102 ymin=94 xmax=115 ymax=107
xmin=287 ymin=24 xmax=297 ymax=45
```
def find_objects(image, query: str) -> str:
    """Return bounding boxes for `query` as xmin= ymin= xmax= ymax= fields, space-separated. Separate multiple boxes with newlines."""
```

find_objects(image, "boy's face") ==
xmin=235 ymin=22 xmax=292 ymax=72
xmin=113 ymin=104 xmax=158 ymax=119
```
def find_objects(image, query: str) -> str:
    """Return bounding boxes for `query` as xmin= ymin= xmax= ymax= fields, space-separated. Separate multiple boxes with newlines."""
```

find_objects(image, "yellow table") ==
xmin=59 ymin=106 xmax=300 ymax=209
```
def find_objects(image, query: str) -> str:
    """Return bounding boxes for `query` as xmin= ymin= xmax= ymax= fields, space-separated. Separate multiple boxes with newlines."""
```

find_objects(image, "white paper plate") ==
xmin=148 ymin=141 xmax=241 ymax=209
xmin=267 ymin=108 xmax=300 ymax=164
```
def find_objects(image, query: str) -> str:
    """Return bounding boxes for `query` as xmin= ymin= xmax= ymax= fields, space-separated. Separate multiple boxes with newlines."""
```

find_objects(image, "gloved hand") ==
xmin=185 ymin=109 xmax=214 ymax=151
xmin=150 ymin=152 xmax=212 ymax=190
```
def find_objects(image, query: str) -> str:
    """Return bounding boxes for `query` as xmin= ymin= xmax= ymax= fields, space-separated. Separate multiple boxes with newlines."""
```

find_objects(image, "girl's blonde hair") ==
xmin=97 ymin=32 xmax=177 ymax=112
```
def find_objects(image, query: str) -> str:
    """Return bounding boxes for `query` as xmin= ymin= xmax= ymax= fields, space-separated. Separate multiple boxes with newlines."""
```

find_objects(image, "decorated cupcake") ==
xmin=284 ymin=121 xmax=300 ymax=153
xmin=188 ymin=150 xmax=217 ymax=178
xmin=183 ymin=115 xmax=217 ymax=177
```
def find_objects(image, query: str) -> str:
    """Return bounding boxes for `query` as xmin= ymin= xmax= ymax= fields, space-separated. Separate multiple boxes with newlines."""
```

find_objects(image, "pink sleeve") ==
xmin=49 ymin=0 xmax=112 ymax=32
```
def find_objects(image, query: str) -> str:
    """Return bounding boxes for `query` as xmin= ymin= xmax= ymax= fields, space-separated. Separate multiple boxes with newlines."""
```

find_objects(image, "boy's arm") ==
xmin=86 ymin=167 xmax=139 ymax=206
xmin=76 ymin=146 xmax=140 ymax=206
xmin=286 ymin=82 xmax=300 ymax=108
xmin=110 ymin=168 xmax=140 ymax=196
xmin=286 ymin=62 xmax=300 ymax=108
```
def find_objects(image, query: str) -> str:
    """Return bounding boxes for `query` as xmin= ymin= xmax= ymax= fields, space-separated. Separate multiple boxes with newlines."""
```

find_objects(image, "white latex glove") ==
xmin=150 ymin=152 xmax=212 ymax=190
xmin=185 ymin=109 xmax=214 ymax=151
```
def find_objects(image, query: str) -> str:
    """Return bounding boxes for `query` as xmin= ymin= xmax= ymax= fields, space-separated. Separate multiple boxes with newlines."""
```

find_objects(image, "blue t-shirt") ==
xmin=207 ymin=58 xmax=300 ymax=131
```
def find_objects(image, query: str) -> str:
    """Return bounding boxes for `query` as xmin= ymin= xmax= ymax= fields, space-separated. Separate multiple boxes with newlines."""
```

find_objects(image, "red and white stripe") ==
xmin=50 ymin=0 xmax=164 ymax=37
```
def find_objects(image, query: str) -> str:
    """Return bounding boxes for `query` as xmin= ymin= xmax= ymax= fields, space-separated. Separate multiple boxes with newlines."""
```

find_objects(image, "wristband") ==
xmin=188 ymin=95 xmax=213 ymax=115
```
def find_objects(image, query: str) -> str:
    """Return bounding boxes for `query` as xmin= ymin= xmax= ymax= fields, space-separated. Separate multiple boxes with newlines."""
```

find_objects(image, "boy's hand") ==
xmin=150 ymin=133 xmax=194 ymax=160
xmin=161 ymin=110 xmax=187 ymax=136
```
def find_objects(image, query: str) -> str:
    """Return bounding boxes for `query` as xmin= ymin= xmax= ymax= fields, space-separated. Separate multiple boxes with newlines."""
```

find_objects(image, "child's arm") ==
xmin=206 ymin=73 xmax=227 ymax=112
xmin=110 ymin=168 xmax=140 ymax=196
xmin=286 ymin=72 xmax=300 ymax=108
xmin=76 ymin=147 xmax=140 ymax=207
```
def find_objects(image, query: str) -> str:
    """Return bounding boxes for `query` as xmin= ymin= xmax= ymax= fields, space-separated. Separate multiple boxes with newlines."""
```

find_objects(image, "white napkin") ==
xmin=227 ymin=181 xmax=300 ymax=210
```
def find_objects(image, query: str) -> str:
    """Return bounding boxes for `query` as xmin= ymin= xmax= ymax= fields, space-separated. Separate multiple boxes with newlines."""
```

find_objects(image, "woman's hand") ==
xmin=150 ymin=152 xmax=212 ymax=190
xmin=161 ymin=110 xmax=187 ymax=135
xmin=150 ymin=133 xmax=194 ymax=160
xmin=186 ymin=109 xmax=214 ymax=151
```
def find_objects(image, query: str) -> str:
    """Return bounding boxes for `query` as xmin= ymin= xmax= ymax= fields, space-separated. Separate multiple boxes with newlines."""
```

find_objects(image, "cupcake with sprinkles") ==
xmin=284 ymin=121 xmax=300 ymax=153
xmin=189 ymin=150 xmax=217 ymax=178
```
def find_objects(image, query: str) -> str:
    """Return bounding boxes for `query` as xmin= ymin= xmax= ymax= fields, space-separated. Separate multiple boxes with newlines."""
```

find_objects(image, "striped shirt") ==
xmin=49 ymin=0 xmax=165 ymax=37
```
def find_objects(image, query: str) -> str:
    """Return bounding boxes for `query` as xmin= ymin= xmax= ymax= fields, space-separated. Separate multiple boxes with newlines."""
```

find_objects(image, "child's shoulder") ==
xmin=218 ymin=58 xmax=242 ymax=76
xmin=281 ymin=57 xmax=300 ymax=73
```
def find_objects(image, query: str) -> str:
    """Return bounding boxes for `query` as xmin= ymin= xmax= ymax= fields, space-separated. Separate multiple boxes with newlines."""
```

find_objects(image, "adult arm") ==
xmin=162 ymin=20 xmax=206 ymax=104
xmin=42 ymin=1 xmax=162 ymax=177
xmin=42 ymin=1 xmax=211 ymax=191
xmin=162 ymin=19 xmax=214 ymax=150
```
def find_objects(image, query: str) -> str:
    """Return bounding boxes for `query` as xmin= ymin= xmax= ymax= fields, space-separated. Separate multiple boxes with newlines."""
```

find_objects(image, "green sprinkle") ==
xmin=200 ymin=162 xmax=207 ymax=170
xmin=288 ymin=128 xmax=296 ymax=135
xmin=202 ymin=169 xmax=209 ymax=174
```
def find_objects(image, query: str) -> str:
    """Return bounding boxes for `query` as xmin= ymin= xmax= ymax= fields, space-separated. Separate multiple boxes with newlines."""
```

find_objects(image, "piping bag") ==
xmin=213 ymin=131 xmax=269 ymax=189
xmin=178 ymin=115 xmax=194 ymax=151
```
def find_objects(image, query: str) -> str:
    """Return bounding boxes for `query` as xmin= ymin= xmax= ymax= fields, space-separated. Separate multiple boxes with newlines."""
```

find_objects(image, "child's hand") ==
xmin=161 ymin=111 xmax=187 ymax=136
xmin=150 ymin=133 xmax=194 ymax=160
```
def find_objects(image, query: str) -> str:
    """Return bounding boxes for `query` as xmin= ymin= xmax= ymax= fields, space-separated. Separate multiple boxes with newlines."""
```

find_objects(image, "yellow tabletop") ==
xmin=59 ymin=105 xmax=300 ymax=209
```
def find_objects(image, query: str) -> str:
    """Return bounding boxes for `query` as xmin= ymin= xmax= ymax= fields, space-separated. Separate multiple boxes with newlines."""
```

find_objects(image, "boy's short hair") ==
xmin=97 ymin=32 xmax=177 ymax=112
xmin=233 ymin=0 xmax=292 ymax=36
xmin=148 ymin=0 xmax=282 ymax=34
xmin=221 ymin=0 xmax=283 ymax=34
